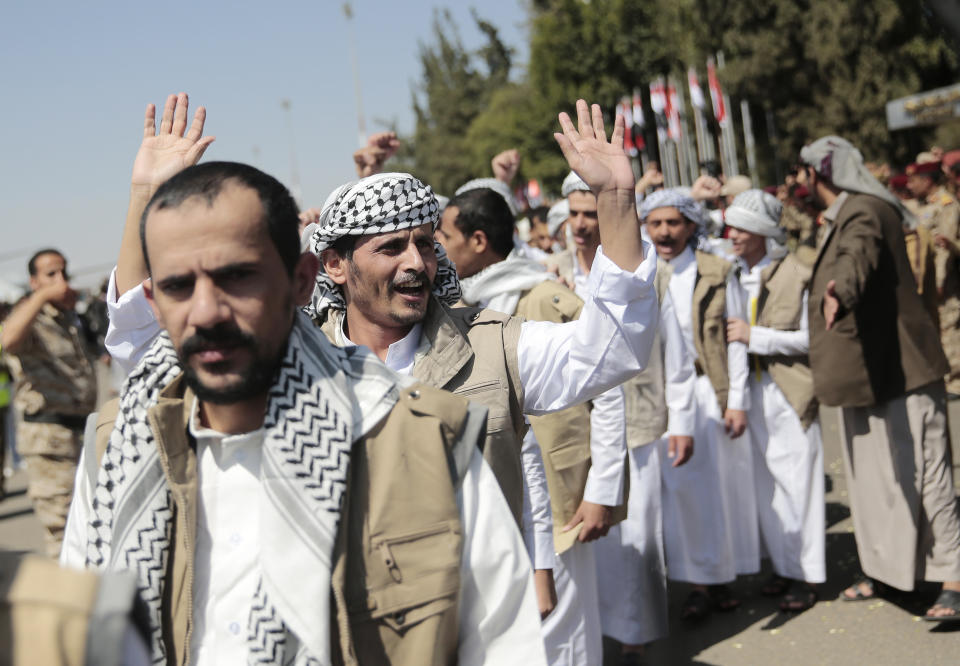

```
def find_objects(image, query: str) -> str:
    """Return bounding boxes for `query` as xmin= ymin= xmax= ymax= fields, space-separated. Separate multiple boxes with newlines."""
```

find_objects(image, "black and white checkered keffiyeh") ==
xmin=305 ymin=173 xmax=461 ymax=323
xmin=86 ymin=312 xmax=401 ymax=665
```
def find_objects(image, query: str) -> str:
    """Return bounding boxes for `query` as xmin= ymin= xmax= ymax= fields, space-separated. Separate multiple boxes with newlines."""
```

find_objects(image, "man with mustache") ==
xmin=61 ymin=95 xmax=548 ymax=664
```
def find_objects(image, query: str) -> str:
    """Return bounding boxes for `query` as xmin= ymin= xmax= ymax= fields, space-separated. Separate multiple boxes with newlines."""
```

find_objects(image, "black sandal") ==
xmin=779 ymin=582 xmax=818 ymax=612
xmin=841 ymin=575 xmax=884 ymax=602
xmin=707 ymin=584 xmax=740 ymax=611
xmin=760 ymin=574 xmax=791 ymax=597
xmin=924 ymin=589 xmax=960 ymax=622
xmin=680 ymin=590 xmax=710 ymax=621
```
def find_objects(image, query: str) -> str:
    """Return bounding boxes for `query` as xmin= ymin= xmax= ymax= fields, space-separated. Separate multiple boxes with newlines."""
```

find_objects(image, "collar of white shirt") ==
xmin=340 ymin=317 xmax=422 ymax=374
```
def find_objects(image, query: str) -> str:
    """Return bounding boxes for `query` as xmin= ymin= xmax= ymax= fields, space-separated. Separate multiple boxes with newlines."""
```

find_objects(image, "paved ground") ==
xmin=2 ymin=402 xmax=959 ymax=663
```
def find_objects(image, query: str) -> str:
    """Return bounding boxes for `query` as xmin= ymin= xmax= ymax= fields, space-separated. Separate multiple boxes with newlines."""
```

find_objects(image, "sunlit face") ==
xmin=326 ymin=222 xmax=438 ymax=331
xmin=567 ymin=191 xmax=600 ymax=252
xmin=30 ymin=252 xmax=75 ymax=310
xmin=435 ymin=206 xmax=483 ymax=278
xmin=644 ymin=206 xmax=695 ymax=260
xmin=144 ymin=182 xmax=315 ymax=404
xmin=727 ymin=226 xmax=767 ymax=262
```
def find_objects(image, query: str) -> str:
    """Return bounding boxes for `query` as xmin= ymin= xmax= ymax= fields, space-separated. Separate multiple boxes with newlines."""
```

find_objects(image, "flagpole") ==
xmin=674 ymin=76 xmax=699 ymax=184
xmin=740 ymin=100 xmax=758 ymax=185
xmin=717 ymin=51 xmax=740 ymax=177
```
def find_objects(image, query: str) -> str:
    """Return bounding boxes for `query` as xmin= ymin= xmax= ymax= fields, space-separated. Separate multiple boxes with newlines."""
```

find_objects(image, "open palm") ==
xmin=131 ymin=92 xmax=215 ymax=189
xmin=554 ymin=100 xmax=634 ymax=194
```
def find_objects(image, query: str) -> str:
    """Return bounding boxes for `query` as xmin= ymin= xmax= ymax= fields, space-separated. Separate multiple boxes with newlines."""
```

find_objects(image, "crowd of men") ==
xmin=1 ymin=90 xmax=959 ymax=665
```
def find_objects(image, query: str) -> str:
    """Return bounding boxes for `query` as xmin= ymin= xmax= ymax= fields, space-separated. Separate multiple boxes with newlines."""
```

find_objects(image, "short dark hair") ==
xmin=448 ymin=189 xmax=515 ymax=260
xmin=28 ymin=249 xmax=65 ymax=276
xmin=528 ymin=206 xmax=550 ymax=226
xmin=140 ymin=162 xmax=301 ymax=276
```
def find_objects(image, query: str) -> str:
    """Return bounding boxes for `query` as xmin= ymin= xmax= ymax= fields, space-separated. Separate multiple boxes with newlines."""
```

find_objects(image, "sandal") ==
xmin=924 ymin=589 xmax=960 ymax=623
xmin=680 ymin=590 xmax=710 ymax=621
xmin=707 ymin=584 xmax=741 ymax=611
xmin=779 ymin=582 xmax=818 ymax=612
xmin=760 ymin=574 xmax=791 ymax=597
xmin=841 ymin=576 xmax=883 ymax=602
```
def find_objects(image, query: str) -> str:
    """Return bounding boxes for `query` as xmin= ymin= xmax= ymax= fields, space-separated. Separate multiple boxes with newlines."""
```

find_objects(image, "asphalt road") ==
xmin=2 ymin=403 xmax=959 ymax=664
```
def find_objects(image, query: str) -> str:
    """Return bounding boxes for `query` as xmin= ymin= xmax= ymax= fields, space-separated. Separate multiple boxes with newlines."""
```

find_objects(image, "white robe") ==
xmin=739 ymin=255 xmax=826 ymax=583
xmin=660 ymin=246 xmax=759 ymax=584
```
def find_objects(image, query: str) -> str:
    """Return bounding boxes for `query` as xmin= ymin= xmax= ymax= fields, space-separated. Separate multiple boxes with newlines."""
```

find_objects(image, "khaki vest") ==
xmin=1 ymin=550 xmax=144 ymax=666
xmin=321 ymin=301 xmax=527 ymax=526
xmin=92 ymin=379 xmax=482 ymax=666
xmin=755 ymin=254 xmax=819 ymax=429
xmin=518 ymin=280 xmax=627 ymax=554
xmin=692 ymin=251 xmax=735 ymax=410
xmin=621 ymin=259 xmax=674 ymax=447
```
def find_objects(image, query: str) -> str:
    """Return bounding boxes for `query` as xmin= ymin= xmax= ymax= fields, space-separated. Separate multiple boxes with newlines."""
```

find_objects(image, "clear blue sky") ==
xmin=0 ymin=0 xmax=529 ymax=289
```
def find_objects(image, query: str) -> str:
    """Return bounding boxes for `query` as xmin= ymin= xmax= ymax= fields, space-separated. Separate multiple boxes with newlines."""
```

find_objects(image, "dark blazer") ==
xmin=808 ymin=193 xmax=948 ymax=407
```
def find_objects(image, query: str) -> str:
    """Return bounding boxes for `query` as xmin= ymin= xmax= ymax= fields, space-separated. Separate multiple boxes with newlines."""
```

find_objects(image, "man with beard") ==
xmin=61 ymin=156 xmax=546 ymax=663
xmin=1 ymin=249 xmax=97 ymax=557
xmin=799 ymin=136 xmax=960 ymax=622
xmin=641 ymin=189 xmax=757 ymax=622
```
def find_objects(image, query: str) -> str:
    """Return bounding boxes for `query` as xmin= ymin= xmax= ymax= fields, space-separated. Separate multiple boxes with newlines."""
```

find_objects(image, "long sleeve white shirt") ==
xmin=666 ymin=246 xmax=749 ymax=411
xmin=736 ymin=255 xmax=810 ymax=357
xmin=660 ymin=290 xmax=697 ymax=438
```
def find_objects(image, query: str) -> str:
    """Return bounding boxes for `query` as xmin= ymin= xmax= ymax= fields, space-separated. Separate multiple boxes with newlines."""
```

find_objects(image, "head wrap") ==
xmin=546 ymin=200 xmax=570 ymax=237
xmin=799 ymin=136 xmax=912 ymax=224
xmin=561 ymin=171 xmax=592 ymax=198
xmin=725 ymin=190 xmax=786 ymax=242
xmin=638 ymin=188 xmax=707 ymax=229
xmin=306 ymin=172 xmax=462 ymax=323
xmin=455 ymin=177 xmax=518 ymax=216
xmin=719 ymin=174 xmax=752 ymax=198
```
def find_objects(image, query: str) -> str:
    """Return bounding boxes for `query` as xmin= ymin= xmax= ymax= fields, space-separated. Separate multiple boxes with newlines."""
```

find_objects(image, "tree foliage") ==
xmin=404 ymin=1 xmax=959 ymax=195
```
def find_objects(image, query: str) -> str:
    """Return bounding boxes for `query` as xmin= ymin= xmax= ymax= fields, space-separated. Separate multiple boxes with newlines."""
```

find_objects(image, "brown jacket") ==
xmin=321 ymin=300 xmax=528 ymax=526
xmin=808 ymin=193 xmax=949 ymax=407
xmin=692 ymin=251 xmax=736 ymax=410
xmin=92 ymin=377 xmax=486 ymax=666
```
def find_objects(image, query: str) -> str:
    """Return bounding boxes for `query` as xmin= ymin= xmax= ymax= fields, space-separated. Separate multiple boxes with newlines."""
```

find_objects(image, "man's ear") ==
xmin=320 ymin=248 xmax=349 ymax=286
xmin=293 ymin=252 xmax=320 ymax=306
xmin=470 ymin=230 xmax=489 ymax=255
xmin=142 ymin=278 xmax=164 ymax=326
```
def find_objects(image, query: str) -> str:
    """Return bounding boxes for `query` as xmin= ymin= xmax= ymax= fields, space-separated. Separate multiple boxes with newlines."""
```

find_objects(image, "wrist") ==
xmin=129 ymin=183 xmax=157 ymax=202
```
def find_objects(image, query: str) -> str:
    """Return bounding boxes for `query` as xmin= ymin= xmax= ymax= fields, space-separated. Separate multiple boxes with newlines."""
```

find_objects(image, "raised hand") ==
xmin=353 ymin=132 xmax=400 ymax=178
xmin=491 ymin=149 xmax=521 ymax=184
xmin=553 ymin=99 xmax=634 ymax=194
xmin=132 ymin=93 xmax=215 ymax=190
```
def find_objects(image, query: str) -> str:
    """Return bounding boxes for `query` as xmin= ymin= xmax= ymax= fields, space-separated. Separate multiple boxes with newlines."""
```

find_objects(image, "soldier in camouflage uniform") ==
xmin=0 ymin=250 xmax=96 ymax=557
xmin=908 ymin=160 xmax=960 ymax=396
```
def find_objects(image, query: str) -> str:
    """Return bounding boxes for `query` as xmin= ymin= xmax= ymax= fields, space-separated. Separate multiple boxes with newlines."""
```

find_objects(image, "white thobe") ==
xmin=595 ymin=289 xmax=697 ymax=644
xmin=660 ymin=245 xmax=759 ymax=584
xmin=737 ymin=255 xmax=826 ymax=583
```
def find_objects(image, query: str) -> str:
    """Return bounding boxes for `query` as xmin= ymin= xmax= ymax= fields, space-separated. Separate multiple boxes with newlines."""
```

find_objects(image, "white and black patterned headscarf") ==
xmin=305 ymin=173 xmax=462 ymax=323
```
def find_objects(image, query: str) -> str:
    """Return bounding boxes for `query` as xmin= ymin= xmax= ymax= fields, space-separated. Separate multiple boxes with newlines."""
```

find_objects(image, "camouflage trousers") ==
xmin=16 ymin=421 xmax=82 ymax=559
xmin=940 ymin=299 xmax=960 ymax=396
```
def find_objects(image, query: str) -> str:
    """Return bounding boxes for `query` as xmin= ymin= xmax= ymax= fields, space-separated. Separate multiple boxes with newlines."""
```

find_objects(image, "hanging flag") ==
xmin=631 ymin=88 xmax=646 ymax=151
xmin=650 ymin=78 xmax=668 ymax=142
xmin=525 ymin=179 xmax=542 ymax=208
xmin=707 ymin=57 xmax=728 ymax=127
xmin=688 ymin=67 xmax=705 ymax=109
xmin=666 ymin=80 xmax=682 ymax=141
xmin=619 ymin=96 xmax=638 ymax=157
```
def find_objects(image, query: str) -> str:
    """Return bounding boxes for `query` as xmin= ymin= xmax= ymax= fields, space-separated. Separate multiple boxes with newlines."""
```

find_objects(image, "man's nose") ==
xmin=187 ymin=278 xmax=230 ymax=329
xmin=400 ymin=241 xmax=427 ymax=273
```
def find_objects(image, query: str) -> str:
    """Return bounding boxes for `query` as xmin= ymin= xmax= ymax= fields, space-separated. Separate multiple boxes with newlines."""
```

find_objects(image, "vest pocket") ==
xmin=351 ymin=521 xmax=462 ymax=631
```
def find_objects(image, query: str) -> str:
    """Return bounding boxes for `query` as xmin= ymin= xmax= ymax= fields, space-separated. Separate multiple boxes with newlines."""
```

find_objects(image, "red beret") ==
xmin=793 ymin=186 xmax=810 ymax=198
xmin=889 ymin=174 xmax=908 ymax=189
xmin=906 ymin=161 xmax=941 ymax=176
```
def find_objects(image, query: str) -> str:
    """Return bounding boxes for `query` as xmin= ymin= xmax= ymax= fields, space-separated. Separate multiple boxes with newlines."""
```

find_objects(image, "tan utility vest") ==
xmin=519 ymin=280 xmax=627 ymax=554
xmin=754 ymin=253 xmax=819 ymax=429
xmin=91 ymin=378 xmax=482 ymax=666
xmin=692 ymin=250 xmax=735 ymax=410
xmin=322 ymin=300 xmax=527 ymax=526
xmin=1 ymin=551 xmax=144 ymax=666
xmin=621 ymin=258 xmax=674 ymax=447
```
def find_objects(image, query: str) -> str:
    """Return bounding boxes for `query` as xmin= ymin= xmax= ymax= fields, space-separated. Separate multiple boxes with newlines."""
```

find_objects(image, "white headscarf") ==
xmin=725 ymin=189 xmax=788 ymax=259
xmin=561 ymin=171 xmax=591 ymax=197
xmin=455 ymin=177 xmax=518 ymax=216
xmin=546 ymin=200 xmax=570 ymax=237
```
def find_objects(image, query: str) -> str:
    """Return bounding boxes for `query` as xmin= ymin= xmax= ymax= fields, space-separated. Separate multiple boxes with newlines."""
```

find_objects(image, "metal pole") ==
xmin=741 ymin=100 xmax=757 ymax=185
xmin=343 ymin=3 xmax=367 ymax=148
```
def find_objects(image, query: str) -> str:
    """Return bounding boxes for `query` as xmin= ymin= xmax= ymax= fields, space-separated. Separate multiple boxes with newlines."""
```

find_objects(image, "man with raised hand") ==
xmin=63 ymin=149 xmax=546 ymax=663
